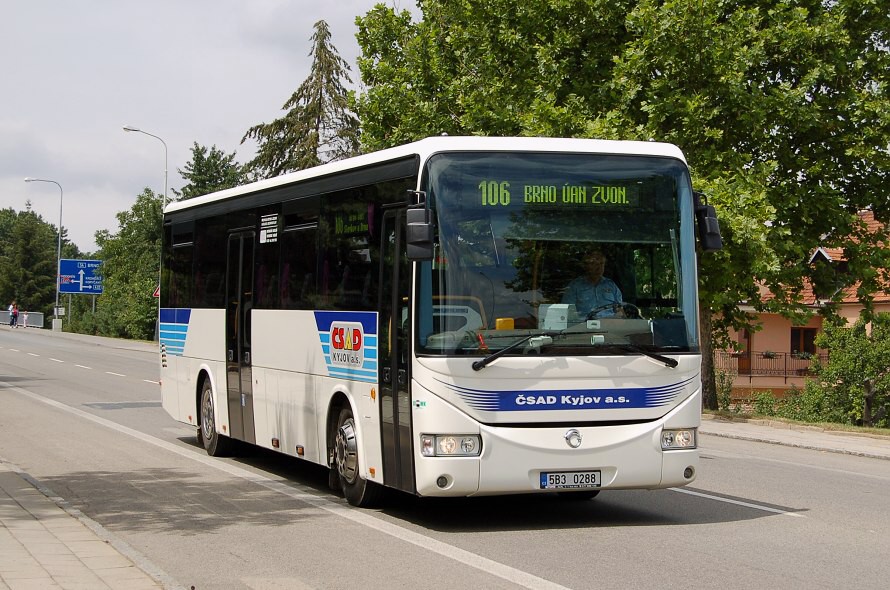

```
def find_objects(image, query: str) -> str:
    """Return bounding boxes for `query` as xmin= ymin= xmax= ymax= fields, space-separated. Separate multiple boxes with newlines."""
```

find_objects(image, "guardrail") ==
xmin=0 ymin=311 xmax=46 ymax=329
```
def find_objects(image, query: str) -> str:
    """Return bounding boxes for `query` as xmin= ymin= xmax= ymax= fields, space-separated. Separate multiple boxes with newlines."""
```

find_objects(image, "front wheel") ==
xmin=332 ymin=407 xmax=384 ymax=507
xmin=199 ymin=379 xmax=234 ymax=457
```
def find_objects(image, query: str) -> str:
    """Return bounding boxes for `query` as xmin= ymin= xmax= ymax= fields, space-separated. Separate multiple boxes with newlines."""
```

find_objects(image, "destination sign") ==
xmin=477 ymin=180 xmax=640 ymax=208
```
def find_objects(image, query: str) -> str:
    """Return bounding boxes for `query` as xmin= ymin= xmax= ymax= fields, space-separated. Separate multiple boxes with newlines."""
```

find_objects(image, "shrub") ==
xmin=715 ymin=368 xmax=735 ymax=412
xmin=752 ymin=390 xmax=776 ymax=416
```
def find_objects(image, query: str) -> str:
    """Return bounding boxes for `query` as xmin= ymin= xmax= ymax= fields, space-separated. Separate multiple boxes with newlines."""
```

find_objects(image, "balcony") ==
xmin=715 ymin=351 xmax=827 ymax=378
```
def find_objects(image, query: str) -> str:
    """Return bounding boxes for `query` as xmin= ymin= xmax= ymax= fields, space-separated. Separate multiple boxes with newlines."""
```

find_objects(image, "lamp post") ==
xmin=23 ymin=177 xmax=63 ymax=331
xmin=122 ymin=125 xmax=168 ymax=211
xmin=123 ymin=125 xmax=167 ymax=341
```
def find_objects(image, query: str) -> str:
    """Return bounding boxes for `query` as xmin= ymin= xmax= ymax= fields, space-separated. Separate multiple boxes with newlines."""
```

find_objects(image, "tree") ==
xmin=602 ymin=0 xmax=890 ymax=407
xmin=242 ymin=20 xmax=360 ymax=178
xmin=0 ymin=204 xmax=74 ymax=321
xmin=354 ymin=0 xmax=890 ymax=409
xmin=92 ymin=188 xmax=163 ymax=339
xmin=354 ymin=0 xmax=635 ymax=150
xmin=173 ymin=143 xmax=248 ymax=201
xmin=801 ymin=315 xmax=890 ymax=427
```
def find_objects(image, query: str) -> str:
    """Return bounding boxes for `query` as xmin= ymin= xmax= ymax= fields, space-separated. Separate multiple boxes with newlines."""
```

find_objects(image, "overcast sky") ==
xmin=1 ymin=0 xmax=419 ymax=252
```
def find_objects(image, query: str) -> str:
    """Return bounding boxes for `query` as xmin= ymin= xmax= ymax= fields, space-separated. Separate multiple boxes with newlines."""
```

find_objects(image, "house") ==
xmin=717 ymin=210 xmax=890 ymax=399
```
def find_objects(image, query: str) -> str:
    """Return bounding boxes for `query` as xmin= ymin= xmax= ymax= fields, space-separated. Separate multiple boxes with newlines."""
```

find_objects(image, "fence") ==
xmin=715 ymin=350 xmax=827 ymax=378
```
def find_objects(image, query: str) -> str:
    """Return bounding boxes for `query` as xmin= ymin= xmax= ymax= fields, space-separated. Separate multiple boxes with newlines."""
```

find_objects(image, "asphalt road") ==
xmin=1 ymin=326 xmax=888 ymax=589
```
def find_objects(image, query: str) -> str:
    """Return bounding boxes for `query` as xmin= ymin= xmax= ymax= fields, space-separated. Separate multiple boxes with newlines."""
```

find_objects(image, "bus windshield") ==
xmin=416 ymin=151 xmax=699 ymax=357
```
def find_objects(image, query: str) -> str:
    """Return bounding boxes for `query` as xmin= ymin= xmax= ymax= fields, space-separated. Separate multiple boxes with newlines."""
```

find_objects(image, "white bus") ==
xmin=160 ymin=136 xmax=721 ymax=506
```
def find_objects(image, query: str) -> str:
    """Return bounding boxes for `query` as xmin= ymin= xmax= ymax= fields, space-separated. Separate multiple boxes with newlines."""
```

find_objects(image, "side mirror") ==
xmin=693 ymin=191 xmax=723 ymax=252
xmin=406 ymin=207 xmax=434 ymax=261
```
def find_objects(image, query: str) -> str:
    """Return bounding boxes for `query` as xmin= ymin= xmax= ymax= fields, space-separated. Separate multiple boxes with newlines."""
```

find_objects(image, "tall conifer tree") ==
xmin=243 ymin=20 xmax=360 ymax=178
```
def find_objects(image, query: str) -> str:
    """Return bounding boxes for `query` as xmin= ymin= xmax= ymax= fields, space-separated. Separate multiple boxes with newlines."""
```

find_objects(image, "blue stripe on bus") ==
xmin=159 ymin=308 xmax=191 ymax=357
xmin=327 ymin=368 xmax=378 ymax=382
xmin=438 ymin=377 xmax=695 ymax=411
xmin=159 ymin=332 xmax=187 ymax=342
xmin=160 ymin=308 xmax=191 ymax=324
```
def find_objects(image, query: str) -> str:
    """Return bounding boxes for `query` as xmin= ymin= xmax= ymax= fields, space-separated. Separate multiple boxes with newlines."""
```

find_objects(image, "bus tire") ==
xmin=333 ymin=407 xmax=383 ymax=507
xmin=200 ymin=378 xmax=234 ymax=457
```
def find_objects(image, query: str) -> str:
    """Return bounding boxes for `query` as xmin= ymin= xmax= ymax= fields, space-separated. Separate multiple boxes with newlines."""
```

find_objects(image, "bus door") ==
xmin=225 ymin=231 xmax=256 ymax=444
xmin=379 ymin=209 xmax=414 ymax=492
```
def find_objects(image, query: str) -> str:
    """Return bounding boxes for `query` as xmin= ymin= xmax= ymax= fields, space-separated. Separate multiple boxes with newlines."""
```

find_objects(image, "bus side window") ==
xmin=280 ymin=228 xmax=317 ymax=310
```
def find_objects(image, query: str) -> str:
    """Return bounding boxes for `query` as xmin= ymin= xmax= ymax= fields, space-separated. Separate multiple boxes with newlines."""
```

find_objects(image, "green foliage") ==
xmin=355 ymin=0 xmax=890 ymax=410
xmin=715 ymin=368 xmax=736 ymax=412
xmin=0 ymin=204 xmax=76 ymax=319
xmin=173 ymin=143 xmax=248 ymax=200
xmin=91 ymin=188 xmax=163 ymax=340
xmin=795 ymin=315 xmax=890 ymax=427
xmin=243 ymin=20 xmax=360 ymax=178
xmin=752 ymin=391 xmax=777 ymax=417
xmin=771 ymin=386 xmax=835 ymax=424
xmin=354 ymin=0 xmax=636 ymax=149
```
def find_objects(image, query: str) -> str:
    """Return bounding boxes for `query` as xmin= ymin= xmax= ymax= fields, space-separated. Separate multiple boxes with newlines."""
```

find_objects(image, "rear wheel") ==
xmin=333 ymin=407 xmax=383 ymax=507
xmin=199 ymin=379 xmax=234 ymax=457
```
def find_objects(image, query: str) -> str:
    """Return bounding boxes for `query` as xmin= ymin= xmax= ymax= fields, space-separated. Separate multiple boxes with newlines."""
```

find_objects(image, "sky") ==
xmin=1 ymin=0 xmax=420 ymax=253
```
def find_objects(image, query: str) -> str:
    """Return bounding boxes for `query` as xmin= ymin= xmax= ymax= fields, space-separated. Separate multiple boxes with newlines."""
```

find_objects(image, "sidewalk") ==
xmin=700 ymin=414 xmax=890 ymax=460
xmin=0 ymin=459 xmax=171 ymax=590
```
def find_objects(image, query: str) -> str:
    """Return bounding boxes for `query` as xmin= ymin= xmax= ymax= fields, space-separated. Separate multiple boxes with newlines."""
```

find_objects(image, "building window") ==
xmin=791 ymin=328 xmax=818 ymax=355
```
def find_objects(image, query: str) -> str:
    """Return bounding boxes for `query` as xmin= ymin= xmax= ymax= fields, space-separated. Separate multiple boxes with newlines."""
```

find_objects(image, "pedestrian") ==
xmin=7 ymin=301 xmax=15 ymax=327
xmin=11 ymin=303 xmax=18 ymax=328
xmin=22 ymin=310 xmax=28 ymax=328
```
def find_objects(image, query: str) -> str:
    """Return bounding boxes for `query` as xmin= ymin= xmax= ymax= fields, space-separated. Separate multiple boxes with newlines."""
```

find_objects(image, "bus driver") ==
xmin=561 ymin=248 xmax=623 ymax=318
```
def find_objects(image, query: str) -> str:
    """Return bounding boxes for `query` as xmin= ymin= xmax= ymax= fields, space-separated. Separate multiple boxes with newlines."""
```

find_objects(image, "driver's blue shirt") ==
xmin=561 ymin=276 xmax=623 ymax=317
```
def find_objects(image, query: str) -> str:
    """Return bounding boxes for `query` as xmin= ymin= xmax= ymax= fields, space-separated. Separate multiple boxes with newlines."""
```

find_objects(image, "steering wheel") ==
xmin=585 ymin=303 xmax=642 ymax=320
xmin=585 ymin=303 xmax=620 ymax=320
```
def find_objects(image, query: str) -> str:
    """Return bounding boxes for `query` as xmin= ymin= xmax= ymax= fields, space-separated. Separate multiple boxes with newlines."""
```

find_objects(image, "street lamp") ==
xmin=23 ymin=177 xmax=63 ymax=331
xmin=122 ymin=125 xmax=168 ymax=211
xmin=123 ymin=125 xmax=167 ymax=341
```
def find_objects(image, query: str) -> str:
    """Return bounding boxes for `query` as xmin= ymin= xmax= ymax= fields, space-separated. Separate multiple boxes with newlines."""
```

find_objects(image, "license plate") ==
xmin=540 ymin=470 xmax=601 ymax=489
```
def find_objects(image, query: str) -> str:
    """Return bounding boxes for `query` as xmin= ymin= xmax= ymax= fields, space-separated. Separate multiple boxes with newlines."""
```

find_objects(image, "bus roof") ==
xmin=165 ymin=136 xmax=687 ymax=215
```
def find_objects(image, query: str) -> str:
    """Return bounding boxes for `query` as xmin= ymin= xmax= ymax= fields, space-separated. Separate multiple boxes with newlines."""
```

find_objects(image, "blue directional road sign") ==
xmin=59 ymin=259 xmax=103 ymax=294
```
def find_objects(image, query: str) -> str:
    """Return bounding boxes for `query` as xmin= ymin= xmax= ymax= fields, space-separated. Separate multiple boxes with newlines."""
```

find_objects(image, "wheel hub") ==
xmin=335 ymin=418 xmax=358 ymax=484
xmin=201 ymin=389 xmax=215 ymax=440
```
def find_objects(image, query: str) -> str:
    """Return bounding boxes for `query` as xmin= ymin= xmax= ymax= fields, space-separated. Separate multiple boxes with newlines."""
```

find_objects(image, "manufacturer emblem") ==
xmin=565 ymin=429 xmax=582 ymax=448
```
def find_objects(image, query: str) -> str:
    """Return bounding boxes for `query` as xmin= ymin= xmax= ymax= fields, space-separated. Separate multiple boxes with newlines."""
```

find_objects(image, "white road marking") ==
xmin=670 ymin=487 xmax=805 ymax=518
xmin=144 ymin=380 xmax=160 ymax=385
xmin=74 ymin=364 xmax=92 ymax=370
xmin=105 ymin=372 xmax=126 ymax=377
xmin=49 ymin=358 xmax=64 ymax=363
xmin=27 ymin=353 xmax=40 ymax=357
xmin=702 ymin=448 xmax=890 ymax=482
xmin=3 ymin=380 xmax=570 ymax=590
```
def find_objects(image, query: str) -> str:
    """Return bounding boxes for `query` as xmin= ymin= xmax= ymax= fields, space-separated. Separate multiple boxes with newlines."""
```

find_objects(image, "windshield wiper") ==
xmin=472 ymin=333 xmax=556 ymax=371
xmin=607 ymin=344 xmax=679 ymax=368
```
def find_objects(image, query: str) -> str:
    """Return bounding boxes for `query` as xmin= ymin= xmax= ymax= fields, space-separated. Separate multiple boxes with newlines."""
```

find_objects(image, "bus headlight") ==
xmin=661 ymin=428 xmax=696 ymax=450
xmin=420 ymin=434 xmax=482 ymax=457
